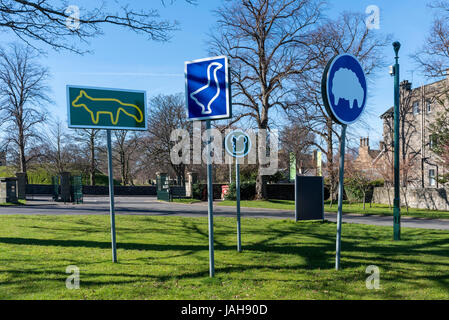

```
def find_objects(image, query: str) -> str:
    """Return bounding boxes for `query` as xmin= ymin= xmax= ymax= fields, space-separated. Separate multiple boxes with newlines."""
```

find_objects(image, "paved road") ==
xmin=1 ymin=196 xmax=449 ymax=230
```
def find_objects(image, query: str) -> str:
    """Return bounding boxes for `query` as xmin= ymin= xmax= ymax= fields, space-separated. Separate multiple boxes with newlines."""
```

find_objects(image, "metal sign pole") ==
xmin=335 ymin=124 xmax=347 ymax=270
xmin=107 ymin=129 xmax=117 ymax=263
xmin=236 ymin=157 xmax=242 ymax=252
xmin=393 ymin=41 xmax=401 ymax=241
xmin=320 ymin=53 xmax=367 ymax=271
xmin=206 ymin=120 xmax=215 ymax=277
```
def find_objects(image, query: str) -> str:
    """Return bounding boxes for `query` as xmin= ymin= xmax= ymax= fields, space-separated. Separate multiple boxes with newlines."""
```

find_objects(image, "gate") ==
xmin=156 ymin=174 xmax=170 ymax=201
xmin=71 ymin=175 xmax=83 ymax=204
xmin=52 ymin=176 xmax=60 ymax=201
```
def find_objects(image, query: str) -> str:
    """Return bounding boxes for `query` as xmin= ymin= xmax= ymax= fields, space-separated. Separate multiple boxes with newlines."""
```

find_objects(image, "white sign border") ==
xmin=324 ymin=53 xmax=367 ymax=125
xmin=184 ymin=55 xmax=231 ymax=121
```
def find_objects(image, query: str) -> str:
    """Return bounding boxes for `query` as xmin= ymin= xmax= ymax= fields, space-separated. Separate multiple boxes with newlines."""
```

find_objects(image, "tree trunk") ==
xmin=19 ymin=142 xmax=26 ymax=174
xmin=120 ymin=150 xmax=126 ymax=185
xmin=326 ymin=119 xmax=337 ymax=204
xmin=256 ymin=112 xmax=269 ymax=200
xmin=387 ymin=184 xmax=392 ymax=210
xmin=363 ymin=191 xmax=366 ymax=210
xmin=255 ymin=105 xmax=269 ymax=199
xmin=18 ymin=124 xmax=27 ymax=174
xmin=90 ymin=133 xmax=95 ymax=186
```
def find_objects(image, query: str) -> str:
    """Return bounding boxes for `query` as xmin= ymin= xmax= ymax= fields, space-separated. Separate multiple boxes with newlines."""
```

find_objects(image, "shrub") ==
xmin=192 ymin=182 xmax=204 ymax=200
xmin=27 ymin=167 xmax=53 ymax=184
xmin=344 ymin=178 xmax=385 ymax=204
xmin=224 ymin=181 xmax=256 ymax=200
xmin=266 ymin=171 xmax=286 ymax=183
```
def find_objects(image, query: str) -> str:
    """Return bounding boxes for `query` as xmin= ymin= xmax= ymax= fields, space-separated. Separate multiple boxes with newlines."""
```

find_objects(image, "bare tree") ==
xmin=75 ymin=129 xmax=104 ymax=185
xmin=143 ymin=93 xmax=191 ymax=185
xmin=381 ymin=81 xmax=422 ymax=187
xmin=413 ymin=1 xmax=449 ymax=78
xmin=345 ymin=153 xmax=374 ymax=210
xmin=210 ymin=0 xmax=324 ymax=199
xmin=41 ymin=118 xmax=72 ymax=174
xmin=293 ymin=12 xmax=390 ymax=202
xmin=0 ymin=0 xmax=196 ymax=54
xmin=113 ymin=130 xmax=140 ymax=185
xmin=280 ymin=122 xmax=315 ymax=174
xmin=0 ymin=43 xmax=51 ymax=174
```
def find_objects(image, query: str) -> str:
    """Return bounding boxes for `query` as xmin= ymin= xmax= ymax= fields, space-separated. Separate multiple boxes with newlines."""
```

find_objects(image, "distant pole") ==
xmin=206 ymin=120 xmax=215 ymax=277
xmin=107 ymin=129 xmax=117 ymax=263
xmin=236 ymin=156 xmax=242 ymax=252
xmin=393 ymin=41 xmax=401 ymax=241
xmin=335 ymin=124 xmax=347 ymax=270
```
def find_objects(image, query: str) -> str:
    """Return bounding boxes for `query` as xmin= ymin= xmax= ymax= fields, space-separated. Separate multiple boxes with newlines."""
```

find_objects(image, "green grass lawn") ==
xmin=218 ymin=200 xmax=449 ymax=220
xmin=0 ymin=200 xmax=26 ymax=206
xmin=0 ymin=214 xmax=449 ymax=299
xmin=171 ymin=198 xmax=202 ymax=205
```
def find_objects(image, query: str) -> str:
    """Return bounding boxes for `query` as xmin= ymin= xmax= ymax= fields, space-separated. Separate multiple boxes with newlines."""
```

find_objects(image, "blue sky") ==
xmin=1 ymin=0 xmax=439 ymax=149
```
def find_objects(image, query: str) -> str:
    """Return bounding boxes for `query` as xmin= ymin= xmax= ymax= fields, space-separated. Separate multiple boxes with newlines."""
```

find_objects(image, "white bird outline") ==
xmin=190 ymin=62 xmax=223 ymax=115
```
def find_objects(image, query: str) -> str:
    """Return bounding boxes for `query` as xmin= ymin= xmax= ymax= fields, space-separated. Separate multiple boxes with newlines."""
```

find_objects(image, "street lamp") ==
xmin=392 ymin=41 xmax=401 ymax=241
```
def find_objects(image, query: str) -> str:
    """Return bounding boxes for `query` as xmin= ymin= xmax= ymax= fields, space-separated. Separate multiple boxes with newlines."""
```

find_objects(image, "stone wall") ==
xmin=373 ymin=187 xmax=449 ymax=211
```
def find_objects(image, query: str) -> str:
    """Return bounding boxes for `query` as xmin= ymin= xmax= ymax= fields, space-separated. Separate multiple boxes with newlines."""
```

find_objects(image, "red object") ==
xmin=221 ymin=185 xmax=230 ymax=200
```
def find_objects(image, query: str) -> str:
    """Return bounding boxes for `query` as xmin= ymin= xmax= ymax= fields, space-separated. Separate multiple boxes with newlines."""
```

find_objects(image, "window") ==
xmin=429 ymin=135 xmax=438 ymax=149
xmin=426 ymin=100 xmax=432 ymax=113
xmin=413 ymin=101 xmax=420 ymax=115
xmin=429 ymin=169 xmax=436 ymax=187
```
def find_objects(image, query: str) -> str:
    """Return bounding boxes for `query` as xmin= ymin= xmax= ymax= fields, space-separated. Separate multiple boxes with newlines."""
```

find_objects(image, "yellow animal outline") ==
xmin=72 ymin=90 xmax=144 ymax=125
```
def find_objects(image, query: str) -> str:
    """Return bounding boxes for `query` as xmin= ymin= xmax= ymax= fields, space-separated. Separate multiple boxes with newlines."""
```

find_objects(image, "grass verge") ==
xmin=171 ymin=198 xmax=202 ymax=205
xmin=218 ymin=200 xmax=449 ymax=220
xmin=0 ymin=200 xmax=26 ymax=206
xmin=0 ymin=214 xmax=448 ymax=299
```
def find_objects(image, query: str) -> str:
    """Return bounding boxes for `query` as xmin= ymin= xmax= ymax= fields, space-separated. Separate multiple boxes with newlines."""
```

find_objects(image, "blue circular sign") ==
xmin=321 ymin=54 xmax=367 ymax=125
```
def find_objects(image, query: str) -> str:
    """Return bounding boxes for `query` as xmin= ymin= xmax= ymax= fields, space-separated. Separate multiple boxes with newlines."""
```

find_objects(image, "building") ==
xmin=378 ymin=78 xmax=448 ymax=188
xmin=352 ymin=137 xmax=384 ymax=179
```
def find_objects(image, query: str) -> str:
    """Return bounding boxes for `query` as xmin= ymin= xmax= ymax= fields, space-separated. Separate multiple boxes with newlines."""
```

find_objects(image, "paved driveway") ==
xmin=1 ymin=196 xmax=449 ymax=230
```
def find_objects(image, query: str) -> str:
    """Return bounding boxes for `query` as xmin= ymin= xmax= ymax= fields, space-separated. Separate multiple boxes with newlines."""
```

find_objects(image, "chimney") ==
xmin=400 ymin=80 xmax=412 ymax=91
xmin=360 ymin=137 xmax=370 ymax=150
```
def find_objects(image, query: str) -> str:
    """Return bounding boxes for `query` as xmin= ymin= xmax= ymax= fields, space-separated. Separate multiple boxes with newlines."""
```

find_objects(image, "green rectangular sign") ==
xmin=67 ymin=85 xmax=147 ymax=130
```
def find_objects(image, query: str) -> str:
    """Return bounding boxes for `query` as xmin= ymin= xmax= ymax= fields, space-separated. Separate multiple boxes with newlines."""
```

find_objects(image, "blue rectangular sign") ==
xmin=185 ymin=56 xmax=231 ymax=121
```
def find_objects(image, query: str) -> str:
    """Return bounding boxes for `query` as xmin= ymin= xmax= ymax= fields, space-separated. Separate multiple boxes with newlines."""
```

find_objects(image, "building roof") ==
xmin=380 ymin=106 xmax=393 ymax=119
xmin=380 ymin=77 xmax=449 ymax=119
xmin=369 ymin=149 xmax=381 ymax=159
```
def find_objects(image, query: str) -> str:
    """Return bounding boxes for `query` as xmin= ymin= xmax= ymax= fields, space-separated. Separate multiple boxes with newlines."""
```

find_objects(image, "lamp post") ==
xmin=393 ymin=41 xmax=401 ymax=241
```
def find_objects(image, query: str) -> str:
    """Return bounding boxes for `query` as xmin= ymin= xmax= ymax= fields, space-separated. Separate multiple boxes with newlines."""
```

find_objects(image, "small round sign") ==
xmin=321 ymin=53 xmax=367 ymax=125
xmin=225 ymin=130 xmax=251 ymax=158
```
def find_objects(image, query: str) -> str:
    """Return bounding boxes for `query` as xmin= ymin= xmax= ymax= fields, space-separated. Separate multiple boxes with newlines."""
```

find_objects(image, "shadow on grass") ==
xmin=1 ymin=217 xmax=449 ymax=297
xmin=1 ymin=229 xmax=449 ymax=271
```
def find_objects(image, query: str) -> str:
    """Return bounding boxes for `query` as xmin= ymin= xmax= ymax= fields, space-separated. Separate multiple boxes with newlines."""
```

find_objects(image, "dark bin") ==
xmin=295 ymin=176 xmax=324 ymax=221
